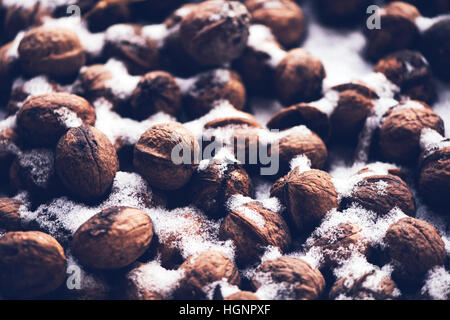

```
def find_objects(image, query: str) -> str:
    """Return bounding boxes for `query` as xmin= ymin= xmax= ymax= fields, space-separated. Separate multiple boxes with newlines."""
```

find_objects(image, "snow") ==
xmin=247 ymin=24 xmax=287 ymax=68
xmin=103 ymin=59 xmax=141 ymax=100
xmin=17 ymin=149 xmax=55 ymax=189
xmin=53 ymin=107 xmax=83 ymax=128
xmin=289 ymin=154 xmax=312 ymax=173
xmin=421 ymin=266 xmax=450 ymax=300
xmin=5 ymin=31 xmax=25 ymax=60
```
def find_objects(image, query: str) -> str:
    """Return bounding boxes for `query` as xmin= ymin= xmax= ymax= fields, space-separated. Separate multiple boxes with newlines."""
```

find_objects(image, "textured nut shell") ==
xmin=341 ymin=174 xmax=416 ymax=216
xmin=422 ymin=19 xmax=450 ymax=81
xmin=275 ymin=48 xmax=326 ymax=105
xmin=130 ymin=71 xmax=182 ymax=119
xmin=378 ymin=106 xmax=444 ymax=163
xmin=0 ymin=231 xmax=66 ymax=298
xmin=72 ymin=207 xmax=153 ymax=269
xmin=246 ymin=0 xmax=306 ymax=47
xmin=18 ymin=26 xmax=85 ymax=77
xmin=0 ymin=198 xmax=24 ymax=231
xmin=219 ymin=201 xmax=291 ymax=266
xmin=75 ymin=64 xmax=114 ymax=102
xmin=329 ymin=272 xmax=399 ymax=300
xmin=419 ymin=146 xmax=450 ymax=209
xmin=134 ymin=122 xmax=199 ymax=190
xmin=271 ymin=169 xmax=338 ymax=234
xmin=384 ymin=217 xmax=446 ymax=277
xmin=204 ymin=115 xmax=262 ymax=129
xmin=176 ymin=250 xmax=241 ymax=299
xmin=252 ymin=257 xmax=325 ymax=300
xmin=225 ymin=291 xmax=259 ymax=300
xmin=55 ymin=125 xmax=119 ymax=199
xmin=17 ymin=93 xmax=96 ymax=146
xmin=180 ymin=0 xmax=251 ymax=65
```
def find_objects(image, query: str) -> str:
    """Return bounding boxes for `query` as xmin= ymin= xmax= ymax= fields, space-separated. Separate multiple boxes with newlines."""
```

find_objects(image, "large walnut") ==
xmin=271 ymin=169 xmax=338 ymax=235
xmin=384 ymin=217 xmax=446 ymax=278
xmin=219 ymin=200 xmax=291 ymax=266
xmin=0 ymin=231 xmax=66 ymax=298
xmin=72 ymin=206 xmax=153 ymax=269
xmin=174 ymin=250 xmax=241 ymax=299
xmin=55 ymin=125 xmax=119 ymax=200
xmin=251 ymin=257 xmax=325 ymax=300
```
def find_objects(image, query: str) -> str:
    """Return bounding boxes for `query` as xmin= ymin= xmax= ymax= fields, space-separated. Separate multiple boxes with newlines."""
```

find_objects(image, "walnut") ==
xmin=72 ymin=206 xmax=154 ymax=269
xmin=388 ymin=0 xmax=450 ymax=17
xmin=134 ymin=122 xmax=199 ymax=191
xmin=174 ymin=250 xmax=241 ymax=299
xmin=422 ymin=19 xmax=450 ymax=81
xmin=183 ymin=69 xmax=246 ymax=118
xmin=130 ymin=71 xmax=181 ymax=120
xmin=74 ymin=64 xmax=115 ymax=103
xmin=188 ymin=160 xmax=254 ymax=219
xmin=340 ymin=174 xmax=416 ymax=217
xmin=314 ymin=0 xmax=372 ymax=26
xmin=364 ymin=2 xmax=421 ymax=60
xmin=84 ymin=0 xmax=131 ymax=33
xmin=3 ymin=2 xmax=50 ymax=41
xmin=0 ymin=231 xmax=66 ymax=298
xmin=16 ymin=93 xmax=96 ymax=146
xmin=55 ymin=125 xmax=119 ymax=200
xmin=275 ymin=48 xmax=326 ymax=105
xmin=271 ymin=169 xmax=338 ymax=235
xmin=0 ymin=41 xmax=20 ymax=100
xmin=384 ymin=217 xmax=446 ymax=278
xmin=0 ymin=127 xmax=20 ymax=180
xmin=179 ymin=0 xmax=251 ymax=66
xmin=374 ymin=50 xmax=436 ymax=104
xmin=18 ymin=26 xmax=86 ymax=78
xmin=377 ymin=102 xmax=444 ymax=163
xmin=251 ymin=256 xmax=325 ymax=300
xmin=219 ymin=200 xmax=291 ymax=266
xmin=245 ymin=0 xmax=306 ymax=48
xmin=0 ymin=198 xmax=24 ymax=231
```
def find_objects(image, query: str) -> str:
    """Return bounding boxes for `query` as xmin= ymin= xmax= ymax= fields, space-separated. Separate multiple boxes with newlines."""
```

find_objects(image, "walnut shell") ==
xmin=72 ymin=206 xmax=153 ymax=270
xmin=18 ymin=26 xmax=86 ymax=78
xmin=55 ymin=125 xmax=119 ymax=200
xmin=374 ymin=50 xmax=436 ymax=104
xmin=188 ymin=160 xmax=254 ymax=219
xmin=179 ymin=0 xmax=251 ymax=66
xmin=329 ymin=271 xmax=399 ymax=300
xmin=421 ymin=19 xmax=450 ymax=81
xmin=271 ymin=169 xmax=338 ymax=235
xmin=16 ymin=93 xmax=96 ymax=146
xmin=0 ymin=198 xmax=24 ymax=231
xmin=364 ymin=2 xmax=421 ymax=60
xmin=84 ymin=1 xmax=131 ymax=33
xmin=251 ymin=256 xmax=325 ymax=300
xmin=175 ymin=250 xmax=241 ymax=299
xmin=378 ymin=104 xmax=445 ymax=163
xmin=225 ymin=291 xmax=259 ymax=300
xmin=0 ymin=127 xmax=19 ymax=180
xmin=267 ymin=103 xmax=330 ymax=142
xmin=219 ymin=200 xmax=291 ymax=266
xmin=384 ymin=217 xmax=446 ymax=278
xmin=275 ymin=48 xmax=326 ymax=105
xmin=183 ymin=69 xmax=246 ymax=118
xmin=204 ymin=115 xmax=262 ymax=129
xmin=340 ymin=174 xmax=416 ymax=216
xmin=0 ymin=231 xmax=66 ymax=298
xmin=130 ymin=71 xmax=181 ymax=120
xmin=0 ymin=41 xmax=19 ymax=100
xmin=74 ymin=64 xmax=115 ymax=103
xmin=418 ymin=145 xmax=450 ymax=210
xmin=390 ymin=0 xmax=450 ymax=17
xmin=134 ymin=122 xmax=199 ymax=190
xmin=3 ymin=2 xmax=50 ymax=41
xmin=245 ymin=0 xmax=306 ymax=48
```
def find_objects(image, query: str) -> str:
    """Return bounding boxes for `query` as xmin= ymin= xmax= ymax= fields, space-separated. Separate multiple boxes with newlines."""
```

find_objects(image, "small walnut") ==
xmin=251 ymin=257 xmax=325 ymax=300
xmin=384 ymin=217 xmax=446 ymax=278
xmin=74 ymin=64 xmax=115 ymax=103
xmin=134 ymin=122 xmax=199 ymax=190
xmin=219 ymin=200 xmax=291 ymax=266
xmin=104 ymin=23 xmax=159 ymax=75
xmin=418 ymin=145 xmax=450 ymax=210
xmin=130 ymin=71 xmax=181 ymax=120
xmin=378 ymin=103 xmax=445 ymax=163
xmin=0 ymin=231 xmax=66 ymax=298
xmin=204 ymin=114 xmax=262 ymax=129
xmin=267 ymin=103 xmax=330 ymax=142
xmin=422 ymin=19 xmax=450 ymax=81
xmin=175 ymin=250 xmax=241 ymax=299
xmin=16 ymin=93 xmax=96 ymax=146
xmin=245 ymin=0 xmax=306 ymax=48
xmin=179 ymin=0 xmax=251 ymax=66
xmin=364 ymin=2 xmax=421 ymax=60
xmin=271 ymin=169 xmax=338 ymax=235
xmin=340 ymin=174 xmax=416 ymax=217
xmin=72 ymin=206 xmax=154 ymax=270
xmin=0 ymin=198 xmax=24 ymax=231
xmin=18 ymin=26 xmax=86 ymax=78
xmin=188 ymin=160 xmax=254 ymax=219
xmin=374 ymin=50 xmax=436 ymax=104
xmin=55 ymin=125 xmax=119 ymax=200
xmin=225 ymin=291 xmax=259 ymax=300
xmin=275 ymin=48 xmax=326 ymax=105
xmin=330 ymin=271 xmax=399 ymax=300
xmin=84 ymin=1 xmax=131 ymax=32
xmin=183 ymin=69 xmax=246 ymax=118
